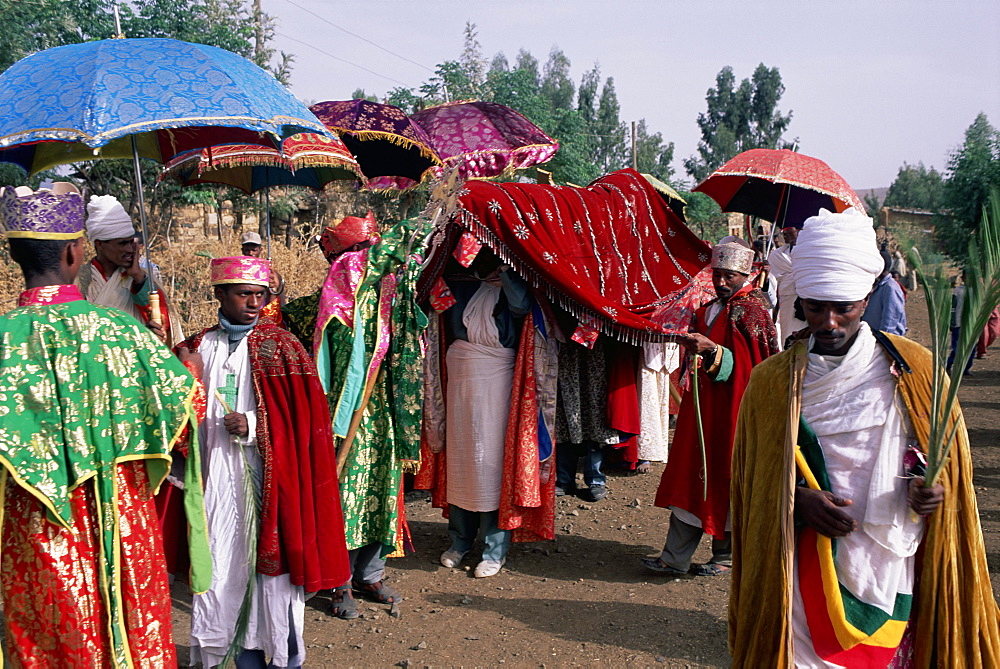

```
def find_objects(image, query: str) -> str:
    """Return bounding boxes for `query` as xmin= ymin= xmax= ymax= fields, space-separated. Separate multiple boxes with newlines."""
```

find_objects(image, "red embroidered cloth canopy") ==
xmin=454 ymin=169 xmax=710 ymax=340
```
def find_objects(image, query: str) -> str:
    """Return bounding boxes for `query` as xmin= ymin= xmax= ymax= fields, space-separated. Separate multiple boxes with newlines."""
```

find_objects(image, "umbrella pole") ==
xmin=130 ymin=135 xmax=160 ymax=326
xmin=265 ymin=188 xmax=272 ymax=260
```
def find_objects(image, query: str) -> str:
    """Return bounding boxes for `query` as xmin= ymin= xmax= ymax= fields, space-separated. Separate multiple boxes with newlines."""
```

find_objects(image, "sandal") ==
xmin=691 ymin=562 xmax=732 ymax=576
xmin=353 ymin=579 xmax=403 ymax=604
xmin=640 ymin=556 xmax=688 ymax=576
xmin=327 ymin=586 xmax=359 ymax=619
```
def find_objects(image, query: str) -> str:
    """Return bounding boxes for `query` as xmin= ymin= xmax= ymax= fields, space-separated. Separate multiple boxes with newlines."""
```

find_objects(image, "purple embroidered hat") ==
xmin=0 ymin=183 xmax=85 ymax=240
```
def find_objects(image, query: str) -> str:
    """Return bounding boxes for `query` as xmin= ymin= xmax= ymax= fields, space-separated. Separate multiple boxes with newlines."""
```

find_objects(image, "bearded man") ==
xmin=729 ymin=208 xmax=1000 ymax=667
xmin=642 ymin=236 xmax=779 ymax=577
xmin=79 ymin=194 xmax=183 ymax=344
xmin=182 ymin=257 xmax=350 ymax=668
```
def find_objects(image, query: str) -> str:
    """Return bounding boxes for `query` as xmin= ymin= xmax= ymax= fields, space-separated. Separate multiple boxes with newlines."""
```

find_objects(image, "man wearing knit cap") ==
xmin=80 ymin=193 xmax=183 ymax=344
xmin=642 ymin=236 xmax=779 ymax=578
xmin=729 ymin=208 xmax=1000 ymax=666
xmin=180 ymin=257 xmax=350 ymax=667
xmin=0 ymin=183 xmax=205 ymax=666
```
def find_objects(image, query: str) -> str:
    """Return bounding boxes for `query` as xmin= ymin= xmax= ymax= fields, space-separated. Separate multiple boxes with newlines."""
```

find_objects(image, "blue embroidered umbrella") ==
xmin=0 ymin=36 xmax=332 ymax=320
xmin=0 ymin=37 xmax=329 ymax=173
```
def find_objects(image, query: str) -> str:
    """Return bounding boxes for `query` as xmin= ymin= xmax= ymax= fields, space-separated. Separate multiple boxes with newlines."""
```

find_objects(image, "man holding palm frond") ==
xmin=729 ymin=207 xmax=1000 ymax=667
xmin=181 ymin=257 xmax=351 ymax=668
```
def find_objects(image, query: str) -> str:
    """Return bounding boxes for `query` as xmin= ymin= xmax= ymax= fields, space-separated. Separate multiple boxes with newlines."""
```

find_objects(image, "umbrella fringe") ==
xmin=455 ymin=209 xmax=682 ymax=345
xmin=341 ymin=130 xmax=441 ymax=163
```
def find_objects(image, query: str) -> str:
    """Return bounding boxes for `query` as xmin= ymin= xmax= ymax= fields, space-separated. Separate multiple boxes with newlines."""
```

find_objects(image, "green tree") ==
xmin=592 ymin=77 xmax=627 ymax=174
xmin=540 ymin=47 xmax=574 ymax=111
xmin=386 ymin=87 xmax=423 ymax=114
xmin=684 ymin=64 xmax=794 ymax=182
xmin=681 ymin=191 xmax=727 ymax=241
xmin=883 ymin=162 xmax=945 ymax=211
xmin=634 ymin=119 xmax=675 ymax=181
xmin=936 ymin=113 xmax=1000 ymax=263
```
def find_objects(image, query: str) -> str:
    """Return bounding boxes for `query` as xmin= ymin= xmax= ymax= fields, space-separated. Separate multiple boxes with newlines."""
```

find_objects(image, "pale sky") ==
xmin=265 ymin=0 xmax=1000 ymax=191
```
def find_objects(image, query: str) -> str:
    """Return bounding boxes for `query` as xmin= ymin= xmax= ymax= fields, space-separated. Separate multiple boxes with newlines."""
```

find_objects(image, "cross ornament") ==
xmin=217 ymin=373 xmax=238 ymax=411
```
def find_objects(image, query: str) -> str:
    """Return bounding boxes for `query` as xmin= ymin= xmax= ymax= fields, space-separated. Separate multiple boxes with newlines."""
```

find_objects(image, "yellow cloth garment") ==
xmin=729 ymin=335 xmax=1000 ymax=667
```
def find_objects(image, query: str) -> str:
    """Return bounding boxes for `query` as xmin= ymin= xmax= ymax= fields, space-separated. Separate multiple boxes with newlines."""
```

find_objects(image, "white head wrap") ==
xmin=790 ymin=207 xmax=882 ymax=301
xmin=86 ymin=194 xmax=136 ymax=242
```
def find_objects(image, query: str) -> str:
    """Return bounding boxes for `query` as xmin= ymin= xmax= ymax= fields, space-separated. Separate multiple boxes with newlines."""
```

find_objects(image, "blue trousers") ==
xmin=947 ymin=326 xmax=974 ymax=373
xmin=447 ymin=505 xmax=511 ymax=562
xmin=556 ymin=441 xmax=606 ymax=488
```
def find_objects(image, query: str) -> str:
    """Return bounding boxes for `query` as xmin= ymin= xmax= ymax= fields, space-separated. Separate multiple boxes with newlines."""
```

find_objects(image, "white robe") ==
xmin=190 ymin=328 xmax=305 ymax=668
xmin=767 ymin=246 xmax=807 ymax=348
xmin=83 ymin=261 xmax=184 ymax=344
xmin=791 ymin=324 xmax=923 ymax=667
xmin=636 ymin=341 xmax=679 ymax=463
xmin=445 ymin=284 xmax=516 ymax=512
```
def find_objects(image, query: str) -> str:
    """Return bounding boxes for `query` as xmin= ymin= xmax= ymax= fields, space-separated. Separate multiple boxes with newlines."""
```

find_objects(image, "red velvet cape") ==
xmin=183 ymin=324 xmax=351 ymax=591
xmin=653 ymin=284 xmax=778 ymax=537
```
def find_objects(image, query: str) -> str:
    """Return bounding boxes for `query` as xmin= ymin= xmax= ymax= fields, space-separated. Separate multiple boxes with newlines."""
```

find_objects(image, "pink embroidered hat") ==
xmin=210 ymin=256 xmax=270 ymax=286
xmin=0 ymin=182 xmax=85 ymax=239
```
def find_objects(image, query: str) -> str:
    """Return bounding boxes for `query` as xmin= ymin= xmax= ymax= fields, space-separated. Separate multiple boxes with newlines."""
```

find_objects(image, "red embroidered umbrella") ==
xmin=693 ymin=148 xmax=865 ymax=229
xmin=161 ymin=132 xmax=363 ymax=193
xmin=410 ymin=100 xmax=558 ymax=178
xmin=161 ymin=133 xmax=363 ymax=257
xmin=309 ymin=99 xmax=441 ymax=190
xmin=449 ymin=169 xmax=710 ymax=341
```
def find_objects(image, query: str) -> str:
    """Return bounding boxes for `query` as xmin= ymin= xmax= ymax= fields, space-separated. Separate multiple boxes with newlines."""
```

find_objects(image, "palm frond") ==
xmin=911 ymin=188 xmax=1000 ymax=485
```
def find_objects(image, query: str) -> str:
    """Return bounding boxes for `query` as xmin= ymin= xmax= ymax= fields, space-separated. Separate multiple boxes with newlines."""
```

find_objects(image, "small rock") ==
xmin=396 ymin=659 xmax=412 ymax=668
xmin=429 ymin=608 xmax=442 ymax=614
xmin=555 ymin=546 xmax=568 ymax=554
xmin=578 ymin=504 xmax=591 ymax=510
xmin=465 ymin=635 xmax=480 ymax=641
xmin=325 ymin=644 xmax=334 ymax=649
xmin=619 ymin=524 xmax=627 ymax=530
xmin=410 ymin=641 xmax=427 ymax=650
xmin=629 ymin=498 xmax=642 ymax=508
xmin=354 ymin=643 xmax=364 ymax=649
xmin=655 ymin=656 xmax=667 ymax=663
xmin=568 ymin=509 xmax=579 ymax=516
xmin=460 ymin=595 xmax=473 ymax=605
xmin=390 ymin=602 xmax=401 ymax=618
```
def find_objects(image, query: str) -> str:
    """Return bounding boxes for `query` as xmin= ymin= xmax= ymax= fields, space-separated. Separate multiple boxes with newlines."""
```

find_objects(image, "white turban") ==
xmin=86 ymin=195 xmax=136 ymax=242
xmin=790 ymin=207 xmax=883 ymax=302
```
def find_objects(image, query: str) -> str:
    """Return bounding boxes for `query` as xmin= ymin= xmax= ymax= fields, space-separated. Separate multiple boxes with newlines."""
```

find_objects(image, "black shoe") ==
xmin=582 ymin=484 xmax=608 ymax=502
xmin=555 ymin=485 xmax=576 ymax=497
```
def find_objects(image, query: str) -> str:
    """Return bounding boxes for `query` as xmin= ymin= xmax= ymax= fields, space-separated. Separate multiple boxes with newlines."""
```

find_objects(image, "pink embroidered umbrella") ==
xmin=310 ymin=99 xmax=440 ymax=190
xmin=410 ymin=100 xmax=559 ymax=179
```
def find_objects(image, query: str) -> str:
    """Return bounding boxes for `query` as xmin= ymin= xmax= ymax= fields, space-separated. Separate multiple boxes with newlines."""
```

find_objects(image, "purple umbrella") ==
xmin=410 ymin=100 xmax=558 ymax=179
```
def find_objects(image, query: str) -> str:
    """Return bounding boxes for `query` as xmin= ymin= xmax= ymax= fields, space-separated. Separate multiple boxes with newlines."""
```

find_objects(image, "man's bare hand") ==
xmin=679 ymin=332 xmax=717 ymax=356
xmin=176 ymin=346 xmax=204 ymax=378
xmin=147 ymin=319 xmax=166 ymax=342
xmin=908 ymin=477 xmax=944 ymax=516
xmin=126 ymin=242 xmax=147 ymax=283
xmin=223 ymin=412 xmax=249 ymax=437
xmin=795 ymin=487 xmax=857 ymax=537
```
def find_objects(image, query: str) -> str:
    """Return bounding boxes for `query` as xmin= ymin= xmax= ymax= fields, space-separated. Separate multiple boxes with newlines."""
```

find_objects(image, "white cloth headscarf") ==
xmin=86 ymin=194 xmax=135 ymax=241
xmin=790 ymin=207 xmax=883 ymax=301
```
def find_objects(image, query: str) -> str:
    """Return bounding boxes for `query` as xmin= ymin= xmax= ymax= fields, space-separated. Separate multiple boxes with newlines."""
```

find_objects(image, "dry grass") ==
xmin=0 ymin=233 xmax=330 ymax=337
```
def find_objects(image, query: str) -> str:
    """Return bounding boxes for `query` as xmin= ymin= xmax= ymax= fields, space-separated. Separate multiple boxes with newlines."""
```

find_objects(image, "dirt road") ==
xmin=171 ymin=289 xmax=1000 ymax=667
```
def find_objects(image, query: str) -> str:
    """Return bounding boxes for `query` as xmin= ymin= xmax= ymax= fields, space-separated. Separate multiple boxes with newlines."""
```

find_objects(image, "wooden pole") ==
xmin=631 ymin=120 xmax=637 ymax=170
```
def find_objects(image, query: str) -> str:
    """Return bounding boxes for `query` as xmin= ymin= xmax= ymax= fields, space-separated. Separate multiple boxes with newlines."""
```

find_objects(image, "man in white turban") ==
xmin=729 ymin=207 xmax=1000 ymax=666
xmin=79 ymin=194 xmax=183 ymax=345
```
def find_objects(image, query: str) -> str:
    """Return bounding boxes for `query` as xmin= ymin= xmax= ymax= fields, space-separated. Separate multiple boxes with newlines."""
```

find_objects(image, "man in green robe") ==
xmin=0 ymin=182 xmax=208 ymax=667
xmin=284 ymin=211 xmax=426 ymax=619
